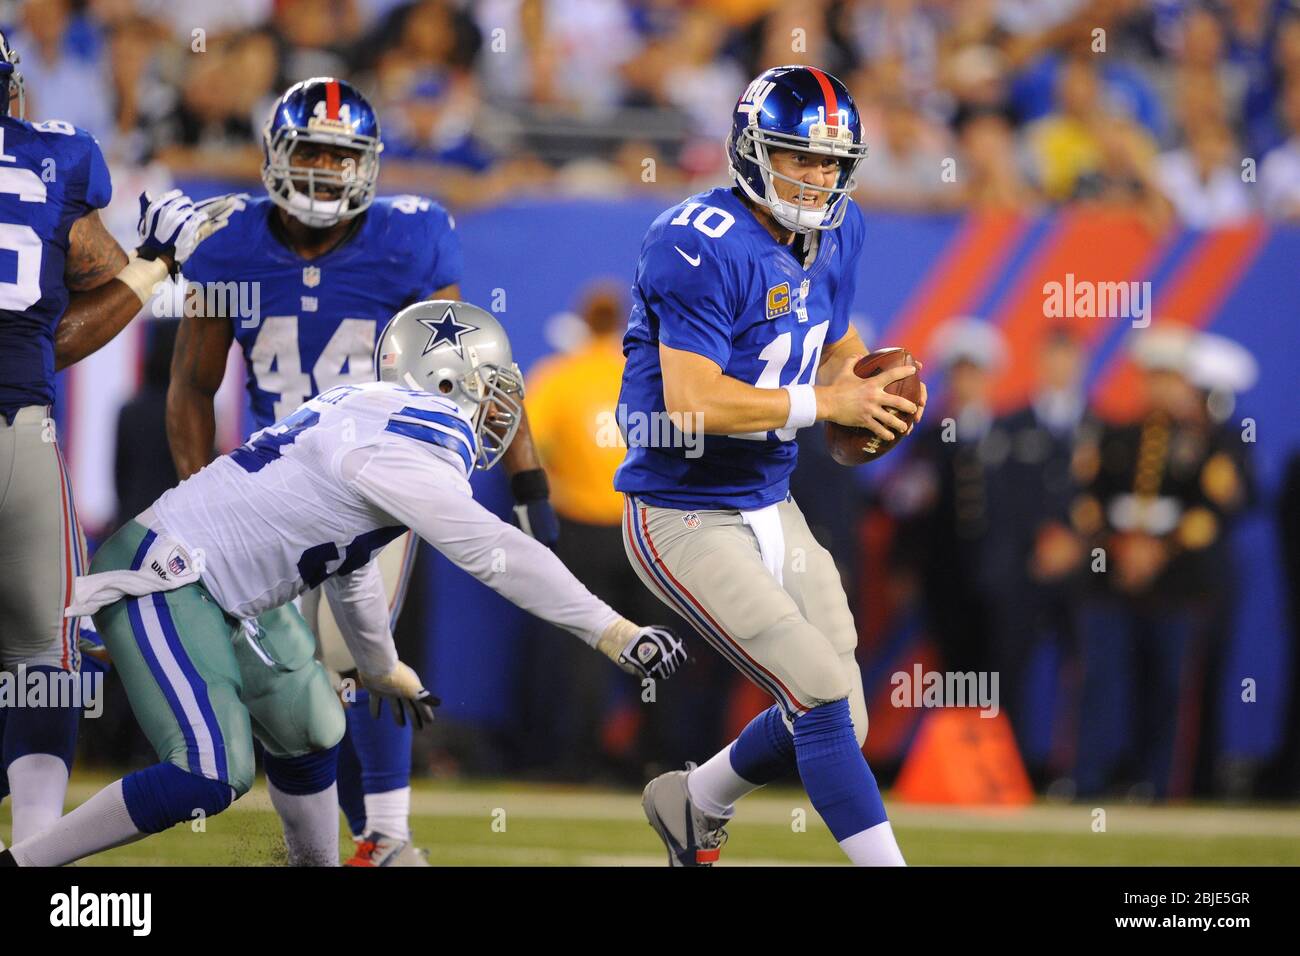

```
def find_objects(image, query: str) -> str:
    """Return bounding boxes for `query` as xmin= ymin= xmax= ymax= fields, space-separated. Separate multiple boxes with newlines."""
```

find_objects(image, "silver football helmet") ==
xmin=375 ymin=300 xmax=525 ymax=471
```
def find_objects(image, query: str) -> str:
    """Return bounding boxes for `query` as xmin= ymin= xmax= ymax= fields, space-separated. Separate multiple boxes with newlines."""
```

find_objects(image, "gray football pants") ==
xmin=622 ymin=494 xmax=867 ymax=743
xmin=0 ymin=406 xmax=84 ymax=672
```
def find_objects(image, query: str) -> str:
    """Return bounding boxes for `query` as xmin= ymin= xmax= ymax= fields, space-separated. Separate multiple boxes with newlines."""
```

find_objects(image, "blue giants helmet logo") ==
xmin=726 ymin=65 xmax=868 ymax=234
xmin=262 ymin=77 xmax=383 ymax=228
xmin=0 ymin=30 xmax=25 ymax=118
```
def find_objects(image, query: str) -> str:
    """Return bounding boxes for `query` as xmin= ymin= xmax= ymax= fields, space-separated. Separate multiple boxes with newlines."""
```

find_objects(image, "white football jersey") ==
xmin=149 ymin=381 xmax=618 ymax=652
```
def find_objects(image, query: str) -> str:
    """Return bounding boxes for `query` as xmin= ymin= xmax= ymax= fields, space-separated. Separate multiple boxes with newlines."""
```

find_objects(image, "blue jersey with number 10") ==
xmin=183 ymin=193 xmax=461 ymax=432
xmin=614 ymin=186 xmax=865 ymax=510
xmin=0 ymin=116 xmax=112 ymax=420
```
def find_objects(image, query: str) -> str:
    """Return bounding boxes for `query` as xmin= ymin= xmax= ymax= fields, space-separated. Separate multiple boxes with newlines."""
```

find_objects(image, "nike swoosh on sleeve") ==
xmin=674 ymin=246 xmax=701 ymax=267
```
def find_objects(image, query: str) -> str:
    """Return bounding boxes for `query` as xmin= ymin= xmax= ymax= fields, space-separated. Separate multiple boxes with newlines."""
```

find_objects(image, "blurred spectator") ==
xmin=104 ymin=16 xmax=176 ymax=164
xmin=623 ymin=7 xmax=744 ymax=176
xmin=1027 ymin=56 xmax=1167 ymax=222
xmin=953 ymin=103 xmax=1042 ymax=210
xmin=1008 ymin=29 xmax=1167 ymax=142
xmin=1260 ymin=77 xmax=1300 ymax=220
xmin=839 ymin=0 xmax=942 ymax=108
xmin=1161 ymin=5 xmax=1248 ymax=143
xmin=135 ymin=0 xmax=273 ymax=43
xmin=1026 ymin=56 xmax=1110 ymax=201
xmin=735 ymin=0 xmax=851 ymax=77
xmin=374 ymin=1 xmax=494 ymax=171
xmin=154 ymin=29 xmax=275 ymax=178
xmin=887 ymin=319 xmax=1007 ymax=676
xmin=1156 ymin=118 xmax=1253 ymax=227
xmin=9 ymin=0 xmax=113 ymax=134
xmin=855 ymin=94 xmax=960 ymax=212
xmin=273 ymin=0 xmax=354 ymax=79
xmin=984 ymin=327 xmax=1096 ymax=788
xmin=941 ymin=41 xmax=1012 ymax=118
xmin=475 ymin=0 xmax=642 ymax=116
xmin=996 ymin=0 xmax=1087 ymax=36
xmin=1222 ymin=0 xmax=1286 ymax=158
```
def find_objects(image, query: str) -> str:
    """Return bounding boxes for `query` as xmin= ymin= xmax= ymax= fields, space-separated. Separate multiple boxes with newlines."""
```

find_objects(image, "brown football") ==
xmin=825 ymin=347 xmax=922 ymax=466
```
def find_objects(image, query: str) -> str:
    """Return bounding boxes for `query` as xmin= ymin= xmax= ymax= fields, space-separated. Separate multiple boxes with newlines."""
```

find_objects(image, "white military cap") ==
xmin=1186 ymin=331 xmax=1258 ymax=393
xmin=929 ymin=317 xmax=1007 ymax=369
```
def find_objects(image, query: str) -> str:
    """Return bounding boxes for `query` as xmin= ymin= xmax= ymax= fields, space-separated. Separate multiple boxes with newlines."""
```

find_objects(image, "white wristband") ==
xmin=782 ymin=384 xmax=817 ymax=431
xmin=116 ymin=254 xmax=170 ymax=306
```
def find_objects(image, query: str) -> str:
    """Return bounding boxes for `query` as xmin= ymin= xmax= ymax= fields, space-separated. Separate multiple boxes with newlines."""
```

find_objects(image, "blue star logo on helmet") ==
xmin=417 ymin=305 xmax=479 ymax=358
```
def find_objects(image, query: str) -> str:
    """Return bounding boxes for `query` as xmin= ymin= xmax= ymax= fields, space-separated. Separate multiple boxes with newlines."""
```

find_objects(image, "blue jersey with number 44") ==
xmin=614 ymin=186 xmax=865 ymax=510
xmin=183 ymin=193 xmax=461 ymax=431
xmin=0 ymin=115 xmax=112 ymax=419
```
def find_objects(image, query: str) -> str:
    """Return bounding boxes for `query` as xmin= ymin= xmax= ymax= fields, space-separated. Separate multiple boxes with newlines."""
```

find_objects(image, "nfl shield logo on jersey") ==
xmin=166 ymin=548 xmax=189 ymax=576
xmin=683 ymin=513 xmax=701 ymax=530
xmin=303 ymin=266 xmax=321 ymax=288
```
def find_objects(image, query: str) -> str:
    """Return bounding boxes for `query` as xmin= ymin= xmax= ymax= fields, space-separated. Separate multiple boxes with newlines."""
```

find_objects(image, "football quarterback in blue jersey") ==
xmin=618 ymin=66 xmax=927 ymax=866
xmin=165 ymin=78 xmax=560 ymax=866
xmin=0 ymin=30 xmax=237 ymax=854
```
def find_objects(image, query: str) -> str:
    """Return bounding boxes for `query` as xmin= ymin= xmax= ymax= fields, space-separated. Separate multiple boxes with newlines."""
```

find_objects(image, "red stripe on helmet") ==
xmin=325 ymin=80 xmax=341 ymax=120
xmin=808 ymin=68 xmax=839 ymax=126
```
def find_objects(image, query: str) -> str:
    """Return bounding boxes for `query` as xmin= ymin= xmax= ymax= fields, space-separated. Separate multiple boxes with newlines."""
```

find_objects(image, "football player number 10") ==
xmin=671 ymin=201 xmax=829 ymax=443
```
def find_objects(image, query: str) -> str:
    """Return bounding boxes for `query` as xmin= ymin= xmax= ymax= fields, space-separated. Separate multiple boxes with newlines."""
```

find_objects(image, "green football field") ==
xmin=4 ymin=772 xmax=1299 ymax=865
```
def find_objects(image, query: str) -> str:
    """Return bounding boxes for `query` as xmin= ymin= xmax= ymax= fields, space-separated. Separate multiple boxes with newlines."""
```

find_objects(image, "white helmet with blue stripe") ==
xmin=375 ymin=300 xmax=525 ymax=471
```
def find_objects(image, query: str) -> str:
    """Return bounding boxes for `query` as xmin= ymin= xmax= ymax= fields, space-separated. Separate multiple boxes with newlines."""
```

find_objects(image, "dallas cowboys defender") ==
xmin=617 ymin=66 xmax=926 ymax=865
xmin=0 ymin=300 xmax=684 ymax=868
xmin=0 ymin=30 xmax=234 ymax=854
xmin=166 ymin=78 xmax=560 ymax=865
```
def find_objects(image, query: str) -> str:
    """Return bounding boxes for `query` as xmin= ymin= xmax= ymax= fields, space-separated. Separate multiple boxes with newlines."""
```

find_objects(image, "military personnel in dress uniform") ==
xmin=1184 ymin=333 xmax=1257 ymax=796
xmin=1070 ymin=328 xmax=1248 ymax=800
xmin=984 ymin=327 xmax=1099 ymax=788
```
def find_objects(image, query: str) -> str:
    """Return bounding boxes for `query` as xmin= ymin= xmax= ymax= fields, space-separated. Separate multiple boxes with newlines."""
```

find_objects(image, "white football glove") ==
xmin=136 ymin=189 xmax=241 ymax=267
xmin=597 ymin=618 xmax=688 ymax=681
xmin=358 ymin=661 xmax=441 ymax=729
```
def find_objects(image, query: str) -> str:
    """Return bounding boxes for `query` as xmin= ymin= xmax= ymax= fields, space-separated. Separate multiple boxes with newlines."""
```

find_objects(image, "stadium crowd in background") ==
xmin=4 ymin=0 xmax=1300 ymax=220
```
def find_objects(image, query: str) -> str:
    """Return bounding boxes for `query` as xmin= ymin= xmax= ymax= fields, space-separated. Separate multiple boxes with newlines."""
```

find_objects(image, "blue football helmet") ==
xmin=262 ymin=77 xmax=383 ymax=228
xmin=726 ymin=65 xmax=868 ymax=233
xmin=0 ymin=31 xmax=25 ymax=118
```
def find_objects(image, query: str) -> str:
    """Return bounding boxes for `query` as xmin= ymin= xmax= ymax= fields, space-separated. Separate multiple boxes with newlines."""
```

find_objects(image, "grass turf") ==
xmin=4 ymin=772 xmax=1298 ymax=865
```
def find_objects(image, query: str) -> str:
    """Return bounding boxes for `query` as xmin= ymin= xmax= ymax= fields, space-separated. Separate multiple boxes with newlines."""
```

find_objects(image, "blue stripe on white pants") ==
xmin=124 ymin=588 xmax=227 ymax=782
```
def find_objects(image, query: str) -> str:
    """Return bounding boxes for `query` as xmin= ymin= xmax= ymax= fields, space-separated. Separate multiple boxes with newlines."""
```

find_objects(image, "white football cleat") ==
xmin=642 ymin=769 xmax=729 ymax=866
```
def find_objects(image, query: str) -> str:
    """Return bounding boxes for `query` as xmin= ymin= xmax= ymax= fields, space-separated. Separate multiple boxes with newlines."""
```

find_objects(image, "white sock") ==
xmin=838 ymin=820 xmax=907 ymax=866
xmin=686 ymin=744 xmax=759 ymax=819
xmin=8 ymin=752 xmax=70 ymax=843
xmin=363 ymin=787 xmax=410 ymax=842
xmin=267 ymin=780 xmax=341 ymax=866
xmin=10 ymin=779 xmax=146 ymax=866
